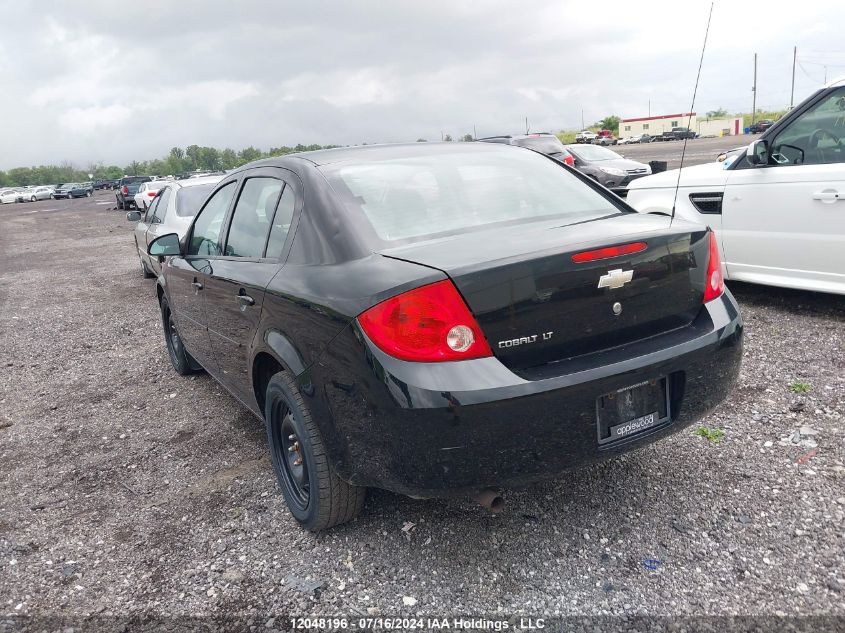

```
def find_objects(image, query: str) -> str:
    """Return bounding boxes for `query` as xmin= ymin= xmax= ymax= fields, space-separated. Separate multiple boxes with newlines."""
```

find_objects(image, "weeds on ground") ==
xmin=696 ymin=426 xmax=725 ymax=443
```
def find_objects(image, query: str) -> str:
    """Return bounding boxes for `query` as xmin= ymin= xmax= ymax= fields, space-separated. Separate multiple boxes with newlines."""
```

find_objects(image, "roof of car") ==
xmin=246 ymin=141 xmax=521 ymax=168
xmin=170 ymin=175 xmax=224 ymax=188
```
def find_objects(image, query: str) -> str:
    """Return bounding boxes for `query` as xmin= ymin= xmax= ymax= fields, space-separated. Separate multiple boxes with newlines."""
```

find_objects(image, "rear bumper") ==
xmin=312 ymin=291 xmax=743 ymax=497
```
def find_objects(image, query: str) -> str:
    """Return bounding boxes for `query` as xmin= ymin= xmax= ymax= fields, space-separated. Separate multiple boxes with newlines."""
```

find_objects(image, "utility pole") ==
xmin=525 ymin=117 xmax=529 ymax=134
xmin=581 ymin=109 xmax=584 ymax=130
xmin=648 ymin=100 xmax=651 ymax=117
xmin=790 ymin=46 xmax=796 ymax=108
xmin=473 ymin=124 xmax=477 ymax=140
xmin=440 ymin=130 xmax=444 ymax=141
xmin=751 ymin=53 xmax=757 ymax=125
xmin=824 ymin=65 xmax=828 ymax=84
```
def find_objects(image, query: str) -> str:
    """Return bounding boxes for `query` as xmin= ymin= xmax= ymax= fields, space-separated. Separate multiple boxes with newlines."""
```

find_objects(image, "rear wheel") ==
xmin=265 ymin=371 xmax=365 ymax=531
xmin=159 ymin=295 xmax=200 ymax=375
xmin=30 ymin=196 xmax=36 ymax=202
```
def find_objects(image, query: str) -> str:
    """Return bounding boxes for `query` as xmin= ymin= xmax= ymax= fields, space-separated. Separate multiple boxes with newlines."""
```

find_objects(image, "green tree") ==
xmin=706 ymin=108 xmax=728 ymax=118
xmin=443 ymin=134 xmax=453 ymax=142
xmin=461 ymin=134 xmax=473 ymax=142
xmin=416 ymin=138 xmax=427 ymax=142
xmin=595 ymin=115 xmax=620 ymax=134
xmin=238 ymin=146 xmax=263 ymax=163
xmin=220 ymin=148 xmax=239 ymax=169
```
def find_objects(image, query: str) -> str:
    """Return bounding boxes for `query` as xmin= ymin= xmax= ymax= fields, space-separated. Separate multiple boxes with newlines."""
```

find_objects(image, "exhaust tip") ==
xmin=476 ymin=488 xmax=505 ymax=513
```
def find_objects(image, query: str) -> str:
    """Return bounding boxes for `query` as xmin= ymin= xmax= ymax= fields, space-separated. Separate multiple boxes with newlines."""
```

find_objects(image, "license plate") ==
xmin=596 ymin=378 xmax=668 ymax=445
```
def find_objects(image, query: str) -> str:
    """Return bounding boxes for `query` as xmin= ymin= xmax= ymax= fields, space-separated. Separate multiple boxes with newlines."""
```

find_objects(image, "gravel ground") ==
xmin=613 ymin=135 xmax=756 ymax=169
xmin=1 ymin=192 xmax=843 ymax=626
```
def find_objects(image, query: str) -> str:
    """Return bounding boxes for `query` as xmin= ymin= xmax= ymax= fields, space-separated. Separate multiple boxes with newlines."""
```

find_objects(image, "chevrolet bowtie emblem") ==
xmin=597 ymin=269 xmax=634 ymax=290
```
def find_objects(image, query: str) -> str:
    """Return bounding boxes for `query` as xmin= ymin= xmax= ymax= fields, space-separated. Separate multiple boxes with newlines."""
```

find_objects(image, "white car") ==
xmin=626 ymin=76 xmax=845 ymax=295
xmin=134 ymin=180 xmax=169 ymax=211
xmin=0 ymin=189 xmax=23 ymax=204
xmin=575 ymin=130 xmax=598 ymax=143
xmin=23 ymin=186 xmax=54 ymax=201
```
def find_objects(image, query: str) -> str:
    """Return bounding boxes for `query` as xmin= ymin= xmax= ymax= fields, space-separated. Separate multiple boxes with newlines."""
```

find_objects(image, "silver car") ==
xmin=24 ymin=186 xmax=55 ymax=201
xmin=126 ymin=175 xmax=223 ymax=277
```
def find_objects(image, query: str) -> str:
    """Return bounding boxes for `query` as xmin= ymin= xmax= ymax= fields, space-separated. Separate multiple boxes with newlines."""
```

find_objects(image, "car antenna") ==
xmin=671 ymin=1 xmax=714 ymax=221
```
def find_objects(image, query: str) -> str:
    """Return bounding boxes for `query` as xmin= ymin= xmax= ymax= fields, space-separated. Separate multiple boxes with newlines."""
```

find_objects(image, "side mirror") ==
xmin=148 ymin=233 xmax=181 ymax=257
xmin=126 ymin=210 xmax=141 ymax=222
xmin=746 ymin=139 xmax=769 ymax=166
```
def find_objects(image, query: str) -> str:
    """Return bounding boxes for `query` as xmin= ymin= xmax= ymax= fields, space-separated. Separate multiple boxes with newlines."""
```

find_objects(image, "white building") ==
xmin=620 ymin=112 xmax=744 ymax=137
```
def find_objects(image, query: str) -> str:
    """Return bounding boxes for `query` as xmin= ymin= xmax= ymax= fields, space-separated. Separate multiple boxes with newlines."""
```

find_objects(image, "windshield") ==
xmin=175 ymin=183 xmax=215 ymax=217
xmin=513 ymin=136 xmax=567 ymax=155
xmin=324 ymin=148 xmax=623 ymax=243
xmin=123 ymin=176 xmax=151 ymax=184
xmin=567 ymin=145 xmax=622 ymax=161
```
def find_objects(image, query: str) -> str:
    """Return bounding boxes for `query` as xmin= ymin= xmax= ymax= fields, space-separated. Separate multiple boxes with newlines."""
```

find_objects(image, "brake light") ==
xmin=572 ymin=242 xmax=647 ymax=263
xmin=122 ymin=185 xmax=128 ymax=195
xmin=703 ymin=231 xmax=724 ymax=302
xmin=357 ymin=280 xmax=493 ymax=362
xmin=147 ymin=191 xmax=157 ymax=196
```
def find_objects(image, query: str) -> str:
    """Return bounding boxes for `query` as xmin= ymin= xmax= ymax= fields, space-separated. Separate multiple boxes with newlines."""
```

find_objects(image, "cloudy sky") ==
xmin=2 ymin=0 xmax=844 ymax=169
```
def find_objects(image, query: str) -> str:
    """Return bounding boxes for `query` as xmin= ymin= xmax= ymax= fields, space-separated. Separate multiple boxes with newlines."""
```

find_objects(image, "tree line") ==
xmin=0 ymin=143 xmax=340 ymax=188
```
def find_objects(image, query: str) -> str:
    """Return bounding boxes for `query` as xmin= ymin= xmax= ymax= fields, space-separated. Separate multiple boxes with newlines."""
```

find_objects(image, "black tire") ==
xmin=265 ymin=371 xmax=365 ymax=531
xmin=30 ymin=196 xmax=36 ymax=202
xmin=159 ymin=295 xmax=200 ymax=375
xmin=86 ymin=191 xmax=91 ymax=197
xmin=140 ymin=256 xmax=155 ymax=279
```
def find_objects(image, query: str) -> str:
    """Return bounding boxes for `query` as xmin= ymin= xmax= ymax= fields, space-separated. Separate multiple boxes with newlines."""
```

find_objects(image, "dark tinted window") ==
xmin=175 ymin=183 xmax=215 ymax=217
xmin=187 ymin=182 xmax=236 ymax=256
xmin=265 ymin=185 xmax=296 ymax=259
xmin=122 ymin=176 xmax=151 ymax=185
xmin=224 ymin=177 xmax=282 ymax=258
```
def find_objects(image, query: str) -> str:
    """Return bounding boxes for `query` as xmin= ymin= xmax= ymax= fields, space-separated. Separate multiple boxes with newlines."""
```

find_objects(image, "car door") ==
xmin=721 ymin=86 xmax=845 ymax=292
xmin=203 ymin=169 xmax=292 ymax=407
xmin=166 ymin=180 xmax=238 ymax=372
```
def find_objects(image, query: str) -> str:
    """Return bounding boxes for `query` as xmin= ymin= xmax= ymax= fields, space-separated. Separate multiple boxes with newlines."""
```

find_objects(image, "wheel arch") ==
xmin=251 ymin=330 xmax=311 ymax=415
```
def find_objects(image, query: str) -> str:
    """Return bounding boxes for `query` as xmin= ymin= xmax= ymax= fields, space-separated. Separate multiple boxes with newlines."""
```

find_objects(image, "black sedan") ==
xmin=148 ymin=142 xmax=742 ymax=531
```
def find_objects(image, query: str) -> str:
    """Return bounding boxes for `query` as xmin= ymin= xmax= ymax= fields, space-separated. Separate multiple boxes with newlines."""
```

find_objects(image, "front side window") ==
xmin=188 ymin=182 xmax=236 ymax=256
xmin=145 ymin=196 xmax=161 ymax=223
xmin=224 ymin=177 xmax=282 ymax=257
xmin=151 ymin=187 xmax=171 ymax=223
xmin=770 ymin=87 xmax=845 ymax=166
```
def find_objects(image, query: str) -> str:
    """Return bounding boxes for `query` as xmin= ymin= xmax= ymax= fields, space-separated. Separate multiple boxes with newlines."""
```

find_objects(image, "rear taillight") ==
xmin=572 ymin=242 xmax=647 ymax=263
xmin=122 ymin=185 xmax=128 ymax=195
xmin=147 ymin=191 xmax=157 ymax=196
xmin=703 ymin=231 xmax=724 ymax=303
xmin=357 ymin=280 xmax=492 ymax=362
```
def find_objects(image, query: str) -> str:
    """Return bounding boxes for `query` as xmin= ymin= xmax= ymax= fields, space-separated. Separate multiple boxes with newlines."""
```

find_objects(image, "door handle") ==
xmin=237 ymin=293 xmax=255 ymax=306
xmin=812 ymin=190 xmax=840 ymax=202
xmin=191 ymin=281 xmax=204 ymax=290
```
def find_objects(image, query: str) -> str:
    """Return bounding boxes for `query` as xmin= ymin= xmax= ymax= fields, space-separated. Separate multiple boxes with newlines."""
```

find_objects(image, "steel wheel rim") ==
xmin=273 ymin=404 xmax=310 ymax=509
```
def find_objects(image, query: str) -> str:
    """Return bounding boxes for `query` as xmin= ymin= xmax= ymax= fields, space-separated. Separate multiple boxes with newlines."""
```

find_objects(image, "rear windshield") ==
xmin=514 ymin=136 xmax=567 ymax=155
xmin=567 ymin=145 xmax=621 ymax=161
xmin=175 ymin=183 xmax=215 ymax=217
xmin=324 ymin=148 xmax=623 ymax=243
xmin=122 ymin=176 xmax=151 ymax=184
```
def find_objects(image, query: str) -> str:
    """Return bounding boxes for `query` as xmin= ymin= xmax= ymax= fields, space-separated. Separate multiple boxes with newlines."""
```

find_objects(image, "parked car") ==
xmin=116 ymin=176 xmax=152 ymax=210
xmin=626 ymin=75 xmax=845 ymax=295
xmin=749 ymin=119 xmax=774 ymax=134
xmin=565 ymin=143 xmax=652 ymax=190
xmin=133 ymin=180 xmax=169 ymax=212
xmin=145 ymin=142 xmax=742 ymax=531
xmin=593 ymin=129 xmax=616 ymax=145
xmin=0 ymin=189 xmax=23 ymax=204
xmin=669 ymin=127 xmax=696 ymax=140
xmin=126 ymin=175 xmax=223 ymax=277
xmin=477 ymin=133 xmax=574 ymax=165
xmin=94 ymin=179 xmax=115 ymax=190
xmin=24 ymin=186 xmax=54 ymax=201
xmin=628 ymin=134 xmax=653 ymax=144
xmin=55 ymin=183 xmax=92 ymax=199
xmin=575 ymin=130 xmax=598 ymax=143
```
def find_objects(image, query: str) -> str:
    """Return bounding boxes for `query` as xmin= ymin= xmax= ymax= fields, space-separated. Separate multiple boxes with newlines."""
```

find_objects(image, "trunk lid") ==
xmin=379 ymin=213 xmax=710 ymax=371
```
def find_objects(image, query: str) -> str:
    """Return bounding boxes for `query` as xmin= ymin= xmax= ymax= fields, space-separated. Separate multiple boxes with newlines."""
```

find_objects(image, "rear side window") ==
xmin=224 ymin=177 xmax=282 ymax=258
xmin=188 ymin=182 xmax=236 ymax=256
xmin=325 ymin=149 xmax=622 ymax=243
xmin=514 ymin=136 xmax=566 ymax=154
xmin=265 ymin=185 xmax=296 ymax=259
xmin=175 ymin=183 xmax=215 ymax=217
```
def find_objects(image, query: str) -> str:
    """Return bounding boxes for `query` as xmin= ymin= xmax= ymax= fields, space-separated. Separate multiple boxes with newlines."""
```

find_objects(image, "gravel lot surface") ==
xmin=1 ymin=192 xmax=843 ymax=625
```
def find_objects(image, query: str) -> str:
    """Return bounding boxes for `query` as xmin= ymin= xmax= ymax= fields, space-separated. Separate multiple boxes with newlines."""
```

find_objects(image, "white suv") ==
xmin=575 ymin=130 xmax=598 ymax=143
xmin=626 ymin=76 xmax=845 ymax=296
